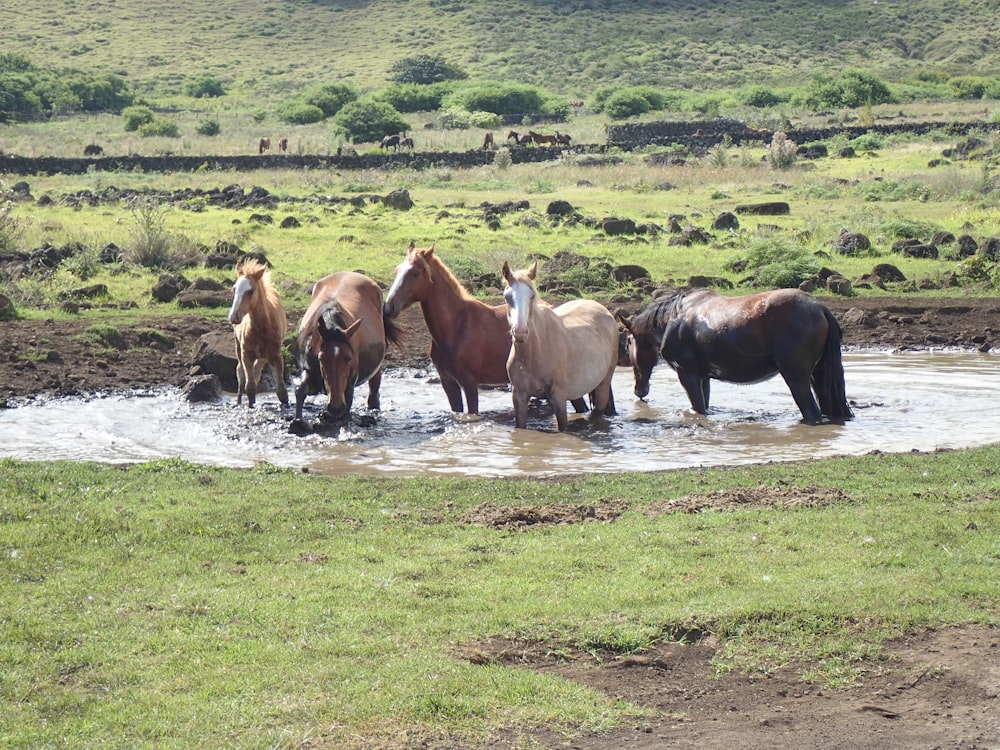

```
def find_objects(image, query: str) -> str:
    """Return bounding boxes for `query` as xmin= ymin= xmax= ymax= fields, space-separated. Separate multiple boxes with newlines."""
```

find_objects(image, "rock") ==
xmin=712 ymin=211 xmax=739 ymax=230
xmin=601 ymin=217 xmax=638 ymax=235
xmin=826 ymin=274 xmax=853 ymax=296
xmin=957 ymin=234 xmax=978 ymax=257
xmin=279 ymin=215 xmax=301 ymax=229
xmin=151 ymin=273 xmax=191 ymax=303
xmin=175 ymin=288 xmax=231 ymax=309
xmin=734 ymin=201 xmax=790 ymax=215
xmin=182 ymin=374 xmax=222 ymax=403
xmin=833 ymin=229 xmax=871 ymax=256
xmin=382 ymin=189 xmax=414 ymax=211
xmin=978 ymin=237 xmax=1000 ymax=261
xmin=688 ymin=275 xmax=733 ymax=289
xmin=842 ymin=307 xmax=876 ymax=327
xmin=546 ymin=200 xmax=575 ymax=216
xmin=190 ymin=330 xmax=239 ymax=392
xmin=612 ymin=264 xmax=651 ymax=283
xmin=870 ymin=263 xmax=906 ymax=283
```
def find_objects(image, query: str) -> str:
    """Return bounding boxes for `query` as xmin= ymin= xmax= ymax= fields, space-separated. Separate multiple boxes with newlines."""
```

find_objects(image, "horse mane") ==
xmin=412 ymin=246 xmax=476 ymax=302
xmin=239 ymin=258 xmax=282 ymax=313
xmin=631 ymin=291 xmax=684 ymax=335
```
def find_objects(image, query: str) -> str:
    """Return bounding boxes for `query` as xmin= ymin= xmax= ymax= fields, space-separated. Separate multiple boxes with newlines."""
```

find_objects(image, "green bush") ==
xmin=122 ymin=104 xmax=155 ymax=132
xmin=441 ymin=82 xmax=547 ymax=115
xmin=195 ymin=118 xmax=221 ymax=136
xmin=737 ymin=85 xmax=785 ymax=108
xmin=303 ymin=82 xmax=358 ymax=117
xmin=277 ymin=101 xmax=325 ymax=125
xmin=136 ymin=117 xmax=179 ymax=137
xmin=185 ymin=75 xmax=225 ymax=98
xmin=374 ymin=82 xmax=454 ymax=113
xmin=799 ymin=69 xmax=894 ymax=109
xmin=332 ymin=99 xmax=410 ymax=143
xmin=727 ymin=237 xmax=820 ymax=289
xmin=388 ymin=53 xmax=467 ymax=85
xmin=603 ymin=90 xmax=652 ymax=120
xmin=948 ymin=76 xmax=994 ymax=100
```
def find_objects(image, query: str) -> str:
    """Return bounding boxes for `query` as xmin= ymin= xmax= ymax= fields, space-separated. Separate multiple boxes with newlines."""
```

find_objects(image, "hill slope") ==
xmin=2 ymin=0 xmax=997 ymax=101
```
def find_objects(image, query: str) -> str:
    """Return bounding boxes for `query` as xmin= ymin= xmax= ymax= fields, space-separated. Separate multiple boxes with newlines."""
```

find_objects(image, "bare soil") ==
xmin=1 ymin=296 xmax=998 ymax=749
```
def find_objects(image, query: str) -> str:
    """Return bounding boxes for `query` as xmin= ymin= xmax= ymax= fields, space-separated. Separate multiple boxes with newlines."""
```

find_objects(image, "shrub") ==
xmin=136 ymin=117 xmax=179 ymax=137
xmin=124 ymin=198 xmax=173 ymax=268
xmin=303 ymin=82 xmax=358 ymax=117
xmin=737 ymin=85 xmax=784 ymax=108
xmin=375 ymin=82 xmax=454 ymax=113
xmin=388 ymin=53 xmax=467 ymax=85
xmin=195 ymin=118 xmax=221 ymax=136
xmin=441 ymin=82 xmax=547 ymax=115
xmin=767 ymin=131 xmax=798 ymax=169
xmin=493 ymin=147 xmax=513 ymax=171
xmin=800 ymin=69 xmax=894 ymax=109
xmin=948 ymin=76 xmax=993 ymax=100
xmin=332 ymin=99 xmax=410 ymax=143
xmin=185 ymin=75 xmax=225 ymax=98
xmin=727 ymin=236 xmax=820 ymax=289
xmin=277 ymin=101 xmax=325 ymax=125
xmin=850 ymin=132 xmax=884 ymax=152
xmin=603 ymin=90 xmax=652 ymax=120
xmin=122 ymin=104 xmax=154 ymax=132
xmin=0 ymin=202 xmax=24 ymax=254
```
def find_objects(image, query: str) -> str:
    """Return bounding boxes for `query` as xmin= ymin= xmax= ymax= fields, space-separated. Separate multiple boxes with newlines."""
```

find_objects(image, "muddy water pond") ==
xmin=1 ymin=350 xmax=997 ymax=477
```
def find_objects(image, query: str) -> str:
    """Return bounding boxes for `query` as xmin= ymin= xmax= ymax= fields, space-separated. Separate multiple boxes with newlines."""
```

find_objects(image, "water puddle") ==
xmin=0 ymin=350 xmax=997 ymax=477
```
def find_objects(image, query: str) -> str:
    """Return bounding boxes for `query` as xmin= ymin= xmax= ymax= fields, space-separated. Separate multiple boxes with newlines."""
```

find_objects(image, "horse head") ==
xmin=501 ymin=261 xmax=538 ymax=343
xmin=316 ymin=312 xmax=364 ymax=420
xmin=384 ymin=242 xmax=436 ymax=318
xmin=617 ymin=313 xmax=658 ymax=400
xmin=228 ymin=260 xmax=266 ymax=325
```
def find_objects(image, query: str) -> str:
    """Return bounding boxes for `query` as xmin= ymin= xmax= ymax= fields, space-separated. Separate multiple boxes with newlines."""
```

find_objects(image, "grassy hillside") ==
xmin=3 ymin=0 xmax=998 ymax=102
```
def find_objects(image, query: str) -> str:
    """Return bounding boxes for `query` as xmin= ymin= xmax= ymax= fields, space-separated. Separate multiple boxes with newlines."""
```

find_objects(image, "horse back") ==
xmin=549 ymin=299 xmax=619 ymax=395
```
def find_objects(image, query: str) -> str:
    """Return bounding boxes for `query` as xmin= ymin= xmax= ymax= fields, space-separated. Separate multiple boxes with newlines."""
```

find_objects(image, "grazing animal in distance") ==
xmin=399 ymin=136 xmax=414 ymax=150
xmin=83 ymin=144 xmax=103 ymax=156
xmin=294 ymin=272 xmax=401 ymax=423
xmin=528 ymin=130 xmax=557 ymax=146
xmin=227 ymin=257 xmax=289 ymax=408
xmin=277 ymin=137 xmax=288 ymax=152
xmin=482 ymin=132 xmax=495 ymax=150
xmin=554 ymin=131 xmax=571 ymax=146
xmin=381 ymin=134 xmax=402 ymax=151
xmin=502 ymin=261 xmax=618 ymax=431
xmin=619 ymin=288 xmax=853 ymax=424
xmin=258 ymin=137 xmax=271 ymax=154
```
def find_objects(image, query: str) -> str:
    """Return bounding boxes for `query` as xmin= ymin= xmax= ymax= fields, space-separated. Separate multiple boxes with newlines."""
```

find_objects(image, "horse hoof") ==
xmin=288 ymin=418 xmax=313 ymax=436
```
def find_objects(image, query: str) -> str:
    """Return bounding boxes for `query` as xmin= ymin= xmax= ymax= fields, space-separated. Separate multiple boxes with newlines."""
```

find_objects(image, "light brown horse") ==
xmin=383 ymin=243 xmax=588 ymax=415
xmin=502 ymin=261 xmax=618 ymax=431
xmin=295 ymin=272 xmax=401 ymax=423
xmin=227 ymin=258 xmax=289 ymax=408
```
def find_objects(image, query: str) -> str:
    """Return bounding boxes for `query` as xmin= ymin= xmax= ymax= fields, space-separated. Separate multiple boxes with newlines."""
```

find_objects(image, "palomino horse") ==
xmin=383 ymin=243 xmax=588 ymax=415
xmin=258 ymin=137 xmax=271 ymax=154
xmin=619 ymin=288 xmax=853 ymax=424
xmin=228 ymin=257 xmax=289 ymax=408
xmin=502 ymin=261 xmax=618 ymax=431
xmin=295 ymin=272 xmax=401 ymax=423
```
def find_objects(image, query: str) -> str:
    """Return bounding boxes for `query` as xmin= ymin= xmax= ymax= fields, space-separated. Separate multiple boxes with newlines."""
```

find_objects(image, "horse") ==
xmin=618 ymin=288 xmax=853 ymax=424
xmin=227 ymin=257 xmax=289 ymax=408
xmin=383 ymin=243 xmax=588 ymax=416
xmin=277 ymin=137 xmax=288 ymax=152
xmin=399 ymin=136 xmax=414 ymax=150
xmin=482 ymin=132 xmax=495 ymax=150
xmin=258 ymin=137 xmax=271 ymax=154
xmin=501 ymin=261 xmax=618 ymax=431
xmin=529 ymin=130 xmax=558 ymax=146
xmin=381 ymin=134 xmax=402 ymax=151
xmin=506 ymin=130 xmax=533 ymax=146
xmin=554 ymin=131 xmax=572 ymax=146
xmin=294 ymin=272 xmax=402 ymax=423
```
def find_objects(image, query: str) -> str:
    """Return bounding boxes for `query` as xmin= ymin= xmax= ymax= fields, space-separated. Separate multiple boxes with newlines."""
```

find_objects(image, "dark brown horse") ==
xmin=554 ymin=131 xmax=572 ymax=146
xmin=381 ymin=134 xmax=402 ymax=151
xmin=277 ymin=136 xmax=288 ymax=152
xmin=528 ymin=130 xmax=558 ymax=146
xmin=258 ymin=137 xmax=271 ymax=154
xmin=619 ymin=289 xmax=852 ymax=424
xmin=399 ymin=136 xmax=414 ymax=149
xmin=482 ymin=131 xmax=495 ymax=150
xmin=295 ymin=272 xmax=401 ymax=423
xmin=383 ymin=243 xmax=587 ymax=415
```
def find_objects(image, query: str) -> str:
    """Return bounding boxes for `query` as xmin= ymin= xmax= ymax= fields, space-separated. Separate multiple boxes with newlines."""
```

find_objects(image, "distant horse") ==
xmin=294 ymin=272 xmax=402 ymax=422
xmin=258 ymin=137 xmax=271 ymax=154
xmin=482 ymin=132 xmax=495 ymax=150
xmin=383 ymin=242 xmax=588 ymax=415
xmin=502 ymin=261 xmax=618 ymax=431
xmin=554 ymin=131 xmax=572 ymax=146
xmin=277 ymin=137 xmax=288 ymax=152
xmin=381 ymin=134 xmax=402 ymax=151
xmin=399 ymin=136 xmax=414 ymax=150
xmin=83 ymin=144 xmax=103 ymax=156
xmin=228 ymin=257 xmax=289 ymax=408
xmin=619 ymin=289 xmax=853 ymax=424
xmin=506 ymin=130 xmax=533 ymax=146
xmin=529 ymin=130 xmax=558 ymax=146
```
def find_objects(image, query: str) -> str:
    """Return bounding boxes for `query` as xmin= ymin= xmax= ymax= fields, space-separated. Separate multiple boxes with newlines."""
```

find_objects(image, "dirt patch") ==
xmin=455 ymin=626 xmax=999 ymax=750
xmin=463 ymin=500 xmax=630 ymax=529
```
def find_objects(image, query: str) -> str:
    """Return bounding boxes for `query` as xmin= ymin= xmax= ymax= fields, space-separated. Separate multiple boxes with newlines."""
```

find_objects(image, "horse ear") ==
xmin=527 ymin=261 xmax=538 ymax=280
xmin=343 ymin=318 xmax=363 ymax=338
xmin=426 ymin=243 xmax=435 ymax=256
xmin=616 ymin=312 xmax=635 ymax=334
xmin=501 ymin=260 xmax=513 ymax=283
xmin=407 ymin=241 xmax=416 ymax=252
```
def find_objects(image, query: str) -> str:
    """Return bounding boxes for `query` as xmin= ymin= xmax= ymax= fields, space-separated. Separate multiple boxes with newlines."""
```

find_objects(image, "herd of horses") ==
xmin=258 ymin=137 xmax=289 ymax=154
xmin=227 ymin=245 xmax=853 ymax=433
xmin=483 ymin=130 xmax=572 ymax=149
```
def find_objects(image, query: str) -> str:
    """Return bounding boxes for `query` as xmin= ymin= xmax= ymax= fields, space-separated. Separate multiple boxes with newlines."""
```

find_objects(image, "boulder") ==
xmin=182 ymin=374 xmax=222 ymax=403
xmin=734 ymin=201 xmax=790 ymax=215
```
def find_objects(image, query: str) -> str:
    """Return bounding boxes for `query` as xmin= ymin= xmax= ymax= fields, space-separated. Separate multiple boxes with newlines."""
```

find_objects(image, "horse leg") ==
xmin=590 ymin=366 xmax=617 ymax=417
xmin=294 ymin=374 xmax=309 ymax=421
xmin=677 ymin=369 xmax=709 ymax=414
xmin=571 ymin=397 xmax=588 ymax=413
xmin=440 ymin=375 xmax=466 ymax=413
xmin=512 ymin=388 xmax=529 ymax=429
xmin=367 ymin=369 xmax=383 ymax=410
xmin=553 ymin=396 xmax=569 ymax=431
xmin=273 ymin=356 xmax=289 ymax=406
xmin=781 ymin=373 xmax=822 ymax=424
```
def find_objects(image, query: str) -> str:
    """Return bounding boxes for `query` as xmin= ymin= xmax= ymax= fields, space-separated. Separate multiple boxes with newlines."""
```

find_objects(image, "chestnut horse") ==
xmin=295 ymin=272 xmax=401 ymax=422
xmin=258 ymin=137 xmax=270 ymax=154
xmin=619 ymin=288 xmax=853 ymax=424
xmin=277 ymin=136 xmax=288 ymax=152
xmin=502 ymin=261 xmax=618 ymax=431
xmin=383 ymin=243 xmax=587 ymax=415
xmin=228 ymin=258 xmax=289 ymax=408
xmin=399 ymin=136 xmax=414 ymax=149
xmin=528 ymin=130 xmax=558 ymax=146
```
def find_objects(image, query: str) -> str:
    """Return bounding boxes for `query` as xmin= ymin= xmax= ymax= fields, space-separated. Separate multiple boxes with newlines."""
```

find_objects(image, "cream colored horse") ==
xmin=501 ymin=261 xmax=618 ymax=431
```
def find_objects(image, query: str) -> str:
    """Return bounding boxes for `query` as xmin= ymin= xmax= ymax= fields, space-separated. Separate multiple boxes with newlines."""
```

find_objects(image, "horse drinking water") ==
xmin=294 ymin=272 xmax=401 ymax=423
xmin=382 ymin=243 xmax=587 ymax=416
xmin=228 ymin=257 xmax=289 ymax=408
xmin=619 ymin=288 xmax=853 ymax=424
xmin=502 ymin=261 xmax=618 ymax=431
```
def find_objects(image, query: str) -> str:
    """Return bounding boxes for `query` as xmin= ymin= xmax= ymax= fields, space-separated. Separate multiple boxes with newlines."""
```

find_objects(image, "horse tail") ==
xmin=813 ymin=307 xmax=853 ymax=420
xmin=383 ymin=310 xmax=404 ymax=349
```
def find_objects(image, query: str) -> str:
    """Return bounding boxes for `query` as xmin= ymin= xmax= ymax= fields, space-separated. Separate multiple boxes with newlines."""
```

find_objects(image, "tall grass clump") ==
xmin=0 ymin=202 xmax=25 ymax=254
xmin=767 ymin=131 xmax=798 ymax=170
xmin=727 ymin=235 xmax=821 ymax=288
xmin=122 ymin=198 xmax=187 ymax=269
